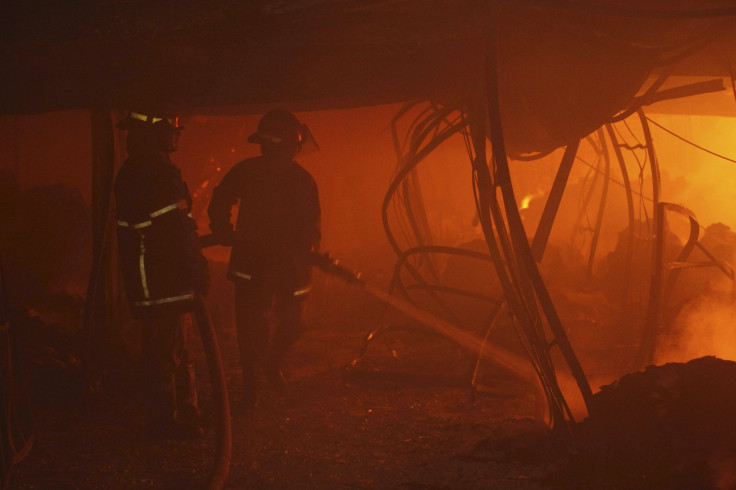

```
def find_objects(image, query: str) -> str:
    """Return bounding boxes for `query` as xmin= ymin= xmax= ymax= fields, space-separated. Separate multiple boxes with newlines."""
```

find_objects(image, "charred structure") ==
xmin=3 ymin=1 xmax=736 ymax=489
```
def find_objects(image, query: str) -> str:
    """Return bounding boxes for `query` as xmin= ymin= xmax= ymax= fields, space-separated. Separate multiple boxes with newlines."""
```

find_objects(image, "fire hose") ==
xmin=192 ymin=293 xmax=231 ymax=490
xmin=308 ymin=252 xmax=542 ymax=382
xmin=198 ymin=234 xmax=577 ymax=422
xmin=308 ymin=252 xmax=580 ymax=421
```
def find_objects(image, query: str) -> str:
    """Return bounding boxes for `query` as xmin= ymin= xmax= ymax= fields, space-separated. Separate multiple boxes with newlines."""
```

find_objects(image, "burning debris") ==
xmin=459 ymin=356 xmax=736 ymax=489
xmin=571 ymin=356 xmax=736 ymax=488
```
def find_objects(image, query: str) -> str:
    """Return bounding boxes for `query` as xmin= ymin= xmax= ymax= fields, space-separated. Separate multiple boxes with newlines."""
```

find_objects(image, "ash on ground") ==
xmin=556 ymin=356 xmax=736 ymax=489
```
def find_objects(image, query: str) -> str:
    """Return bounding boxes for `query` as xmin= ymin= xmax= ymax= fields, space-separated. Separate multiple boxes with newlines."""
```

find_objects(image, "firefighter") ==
xmin=114 ymin=109 xmax=210 ymax=438
xmin=207 ymin=109 xmax=321 ymax=408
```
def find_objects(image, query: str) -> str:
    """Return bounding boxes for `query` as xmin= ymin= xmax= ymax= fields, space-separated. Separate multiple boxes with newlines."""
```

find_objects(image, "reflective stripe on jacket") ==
xmin=208 ymin=156 xmax=320 ymax=292
xmin=227 ymin=266 xmax=313 ymax=297
xmin=115 ymin=151 xmax=209 ymax=318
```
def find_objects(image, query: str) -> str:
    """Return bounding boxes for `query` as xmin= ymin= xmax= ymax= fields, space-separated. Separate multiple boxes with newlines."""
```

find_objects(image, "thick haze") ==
xmin=4 ymin=103 xmax=736 ymax=378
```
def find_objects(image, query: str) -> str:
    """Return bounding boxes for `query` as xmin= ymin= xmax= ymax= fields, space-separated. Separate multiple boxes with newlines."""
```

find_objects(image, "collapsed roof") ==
xmin=2 ymin=0 xmax=736 ymax=153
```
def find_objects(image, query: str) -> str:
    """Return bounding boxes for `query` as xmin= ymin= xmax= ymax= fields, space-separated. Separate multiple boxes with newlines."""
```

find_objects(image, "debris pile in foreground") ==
xmin=574 ymin=356 xmax=736 ymax=488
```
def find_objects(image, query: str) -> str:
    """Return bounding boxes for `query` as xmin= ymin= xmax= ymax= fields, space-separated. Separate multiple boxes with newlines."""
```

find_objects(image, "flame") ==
xmin=520 ymin=194 xmax=535 ymax=210
xmin=520 ymin=189 xmax=544 ymax=210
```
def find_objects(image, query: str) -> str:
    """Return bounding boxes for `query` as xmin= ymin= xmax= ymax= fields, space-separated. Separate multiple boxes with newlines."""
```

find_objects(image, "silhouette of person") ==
xmin=115 ymin=109 xmax=209 ymax=437
xmin=208 ymin=109 xmax=320 ymax=407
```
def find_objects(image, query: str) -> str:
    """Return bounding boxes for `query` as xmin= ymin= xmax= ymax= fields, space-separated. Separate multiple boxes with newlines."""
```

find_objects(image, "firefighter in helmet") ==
xmin=114 ymin=109 xmax=210 ymax=438
xmin=207 ymin=109 xmax=321 ymax=408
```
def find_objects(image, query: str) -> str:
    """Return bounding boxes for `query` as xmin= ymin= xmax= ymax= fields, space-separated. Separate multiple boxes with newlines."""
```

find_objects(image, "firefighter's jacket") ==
xmin=115 ymin=151 xmax=209 ymax=318
xmin=207 ymin=156 xmax=321 ymax=294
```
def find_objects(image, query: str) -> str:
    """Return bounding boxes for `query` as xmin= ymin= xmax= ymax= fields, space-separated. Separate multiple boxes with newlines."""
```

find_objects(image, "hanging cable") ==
xmin=646 ymin=117 xmax=736 ymax=164
xmin=487 ymin=5 xmax=593 ymax=425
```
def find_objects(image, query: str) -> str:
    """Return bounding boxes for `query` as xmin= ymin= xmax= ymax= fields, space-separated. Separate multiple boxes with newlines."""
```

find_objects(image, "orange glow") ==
xmin=520 ymin=189 xmax=544 ymax=211
xmin=520 ymin=194 xmax=534 ymax=210
xmin=657 ymin=296 xmax=736 ymax=364
xmin=652 ymin=114 xmax=736 ymax=232
xmin=647 ymin=114 xmax=736 ymax=364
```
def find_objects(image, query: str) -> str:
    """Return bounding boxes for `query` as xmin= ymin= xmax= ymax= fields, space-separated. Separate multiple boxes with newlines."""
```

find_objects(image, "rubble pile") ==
xmin=573 ymin=356 xmax=736 ymax=488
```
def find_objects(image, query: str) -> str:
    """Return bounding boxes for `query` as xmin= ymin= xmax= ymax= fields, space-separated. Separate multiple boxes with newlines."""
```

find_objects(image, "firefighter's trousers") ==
xmin=233 ymin=279 xmax=307 ymax=382
xmin=141 ymin=312 xmax=199 ymax=427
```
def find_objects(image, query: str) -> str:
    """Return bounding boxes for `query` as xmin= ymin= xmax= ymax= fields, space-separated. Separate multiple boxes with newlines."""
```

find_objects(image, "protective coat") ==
xmin=208 ymin=155 xmax=320 ymax=293
xmin=115 ymin=151 xmax=209 ymax=318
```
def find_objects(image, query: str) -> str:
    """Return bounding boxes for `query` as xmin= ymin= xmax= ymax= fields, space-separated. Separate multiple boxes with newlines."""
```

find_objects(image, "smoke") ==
xmin=656 ymin=295 xmax=736 ymax=364
xmin=655 ymin=221 xmax=736 ymax=365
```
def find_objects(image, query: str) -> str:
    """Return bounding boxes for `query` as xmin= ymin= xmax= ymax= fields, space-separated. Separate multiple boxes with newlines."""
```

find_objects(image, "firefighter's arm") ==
xmin=207 ymin=171 xmax=238 ymax=246
xmin=153 ymin=167 xmax=210 ymax=296
xmin=170 ymin=210 xmax=210 ymax=296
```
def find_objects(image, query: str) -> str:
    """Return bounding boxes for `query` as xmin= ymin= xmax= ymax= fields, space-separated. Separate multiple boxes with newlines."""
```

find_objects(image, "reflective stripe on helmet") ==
xmin=133 ymin=292 xmax=195 ymax=308
xmin=129 ymin=112 xmax=181 ymax=128
xmin=255 ymin=132 xmax=283 ymax=143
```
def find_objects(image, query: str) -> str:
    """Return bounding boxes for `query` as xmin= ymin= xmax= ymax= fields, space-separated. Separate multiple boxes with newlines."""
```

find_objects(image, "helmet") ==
xmin=116 ymin=111 xmax=184 ymax=131
xmin=118 ymin=109 xmax=184 ymax=154
xmin=247 ymin=110 xmax=305 ymax=146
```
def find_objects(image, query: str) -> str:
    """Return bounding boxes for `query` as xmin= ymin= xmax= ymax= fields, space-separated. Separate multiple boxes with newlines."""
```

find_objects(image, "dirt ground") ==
xmin=7 ymin=271 xmax=563 ymax=490
xmin=8 ymin=270 xmax=736 ymax=490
